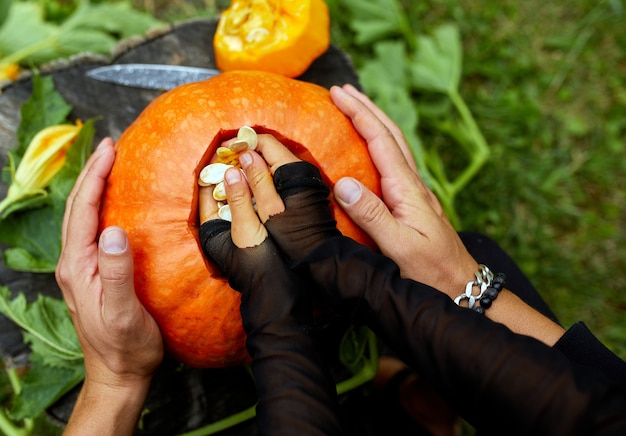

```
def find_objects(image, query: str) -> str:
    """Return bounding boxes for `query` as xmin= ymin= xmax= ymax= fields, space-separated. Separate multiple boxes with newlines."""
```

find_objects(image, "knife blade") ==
xmin=86 ymin=64 xmax=221 ymax=90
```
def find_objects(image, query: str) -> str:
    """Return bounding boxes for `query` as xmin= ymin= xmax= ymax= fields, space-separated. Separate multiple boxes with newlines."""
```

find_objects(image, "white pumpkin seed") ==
xmin=199 ymin=126 xmax=261 ymax=222
xmin=199 ymin=163 xmax=233 ymax=186
xmin=218 ymin=204 xmax=232 ymax=221
xmin=237 ymin=125 xmax=258 ymax=150
xmin=213 ymin=181 xmax=227 ymax=201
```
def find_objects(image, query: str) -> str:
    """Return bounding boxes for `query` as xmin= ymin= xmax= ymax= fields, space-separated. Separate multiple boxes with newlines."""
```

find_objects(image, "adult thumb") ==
xmin=98 ymin=226 xmax=137 ymax=315
xmin=334 ymin=178 xmax=398 ymax=245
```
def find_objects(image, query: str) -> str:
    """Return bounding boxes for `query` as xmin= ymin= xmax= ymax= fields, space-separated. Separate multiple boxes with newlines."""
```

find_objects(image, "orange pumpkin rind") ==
xmin=100 ymin=71 xmax=381 ymax=368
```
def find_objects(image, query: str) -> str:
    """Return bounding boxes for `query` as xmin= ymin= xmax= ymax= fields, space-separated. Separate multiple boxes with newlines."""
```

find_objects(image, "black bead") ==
xmin=492 ymin=281 xmax=503 ymax=291
xmin=493 ymin=273 xmax=506 ymax=285
xmin=480 ymin=297 xmax=492 ymax=308
xmin=474 ymin=306 xmax=486 ymax=315
xmin=485 ymin=287 xmax=499 ymax=300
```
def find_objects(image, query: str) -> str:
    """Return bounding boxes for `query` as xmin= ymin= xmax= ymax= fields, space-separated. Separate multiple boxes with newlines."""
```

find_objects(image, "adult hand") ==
xmin=56 ymin=137 xmax=163 ymax=435
xmin=329 ymin=84 xmax=479 ymax=299
xmin=329 ymin=85 xmax=564 ymax=346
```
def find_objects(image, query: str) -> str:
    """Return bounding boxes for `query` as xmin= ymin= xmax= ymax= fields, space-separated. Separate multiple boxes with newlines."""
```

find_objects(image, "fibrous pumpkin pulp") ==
xmin=214 ymin=0 xmax=330 ymax=78
xmin=99 ymin=70 xmax=381 ymax=368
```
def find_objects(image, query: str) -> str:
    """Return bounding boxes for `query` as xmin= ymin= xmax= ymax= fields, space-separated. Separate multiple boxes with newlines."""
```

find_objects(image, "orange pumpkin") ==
xmin=99 ymin=71 xmax=381 ymax=368
xmin=213 ymin=0 xmax=330 ymax=78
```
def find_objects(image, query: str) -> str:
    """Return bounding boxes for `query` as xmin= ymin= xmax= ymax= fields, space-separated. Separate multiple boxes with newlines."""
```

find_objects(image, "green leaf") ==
xmin=358 ymin=41 xmax=416 ymax=133
xmin=352 ymin=20 xmax=399 ymax=46
xmin=0 ymin=207 xmax=60 ymax=271
xmin=62 ymin=1 xmax=163 ymax=39
xmin=416 ymin=94 xmax=453 ymax=119
xmin=0 ymin=70 xmax=95 ymax=271
xmin=9 ymin=353 xmax=84 ymax=421
xmin=339 ymin=325 xmax=371 ymax=375
xmin=0 ymin=287 xmax=83 ymax=368
xmin=57 ymin=28 xmax=117 ymax=57
xmin=341 ymin=0 xmax=409 ymax=45
xmin=0 ymin=0 xmax=11 ymax=28
xmin=0 ymin=119 xmax=96 ymax=271
xmin=357 ymin=41 xmax=431 ymax=184
xmin=359 ymin=40 xmax=411 ymax=89
xmin=410 ymin=24 xmax=463 ymax=95
xmin=0 ymin=0 xmax=163 ymax=68
xmin=0 ymin=2 xmax=58 ymax=65
xmin=2 ymin=247 xmax=56 ymax=272
xmin=16 ymin=74 xmax=72 ymax=155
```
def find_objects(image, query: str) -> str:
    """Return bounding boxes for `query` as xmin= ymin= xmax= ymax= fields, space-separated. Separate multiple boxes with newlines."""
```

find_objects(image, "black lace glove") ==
xmin=263 ymin=162 xmax=626 ymax=434
xmin=264 ymin=161 xmax=342 ymax=266
xmin=200 ymin=220 xmax=342 ymax=436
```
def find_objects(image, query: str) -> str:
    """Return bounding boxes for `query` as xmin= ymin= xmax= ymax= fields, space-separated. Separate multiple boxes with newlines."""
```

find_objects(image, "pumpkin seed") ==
xmin=237 ymin=125 xmax=258 ymax=150
xmin=218 ymin=204 xmax=232 ymax=221
xmin=216 ymin=146 xmax=236 ymax=158
xmin=198 ymin=126 xmax=259 ymax=223
xmin=199 ymin=162 xmax=233 ymax=186
xmin=228 ymin=139 xmax=251 ymax=152
xmin=213 ymin=181 xmax=227 ymax=201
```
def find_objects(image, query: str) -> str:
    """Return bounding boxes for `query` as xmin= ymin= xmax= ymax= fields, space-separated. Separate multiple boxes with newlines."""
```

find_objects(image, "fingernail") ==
xmin=335 ymin=178 xmax=362 ymax=205
xmin=239 ymin=152 xmax=252 ymax=168
xmin=332 ymin=85 xmax=348 ymax=99
xmin=97 ymin=137 xmax=115 ymax=151
xmin=101 ymin=227 xmax=127 ymax=254
xmin=224 ymin=167 xmax=242 ymax=185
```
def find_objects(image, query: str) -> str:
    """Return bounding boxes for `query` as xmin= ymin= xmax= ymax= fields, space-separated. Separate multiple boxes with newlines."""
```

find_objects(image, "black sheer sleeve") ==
xmin=299 ymin=236 xmax=626 ymax=434
xmin=200 ymin=220 xmax=343 ymax=436
xmin=263 ymin=161 xmax=626 ymax=434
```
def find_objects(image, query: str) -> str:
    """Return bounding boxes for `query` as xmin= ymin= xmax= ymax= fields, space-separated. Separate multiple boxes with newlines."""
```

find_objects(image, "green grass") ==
xmin=425 ymin=0 xmax=626 ymax=358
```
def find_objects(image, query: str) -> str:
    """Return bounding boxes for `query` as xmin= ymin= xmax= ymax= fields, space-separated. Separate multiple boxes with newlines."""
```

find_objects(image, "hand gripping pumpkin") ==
xmin=99 ymin=71 xmax=381 ymax=368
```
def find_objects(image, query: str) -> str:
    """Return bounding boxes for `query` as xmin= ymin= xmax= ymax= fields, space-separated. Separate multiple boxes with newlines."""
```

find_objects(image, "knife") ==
xmin=86 ymin=64 xmax=221 ymax=90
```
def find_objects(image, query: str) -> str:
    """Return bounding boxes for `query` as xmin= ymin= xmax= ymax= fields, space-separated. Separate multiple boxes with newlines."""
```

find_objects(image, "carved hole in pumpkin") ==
xmin=191 ymin=126 xmax=336 ymax=273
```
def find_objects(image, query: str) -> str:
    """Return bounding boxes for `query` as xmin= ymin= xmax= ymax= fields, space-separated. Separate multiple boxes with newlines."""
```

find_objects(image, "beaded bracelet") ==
xmin=453 ymin=264 xmax=506 ymax=314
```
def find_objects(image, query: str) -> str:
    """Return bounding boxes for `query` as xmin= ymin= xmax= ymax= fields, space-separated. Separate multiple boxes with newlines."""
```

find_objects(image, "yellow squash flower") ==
xmin=0 ymin=122 xmax=82 ymax=217
xmin=0 ymin=64 xmax=20 ymax=82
